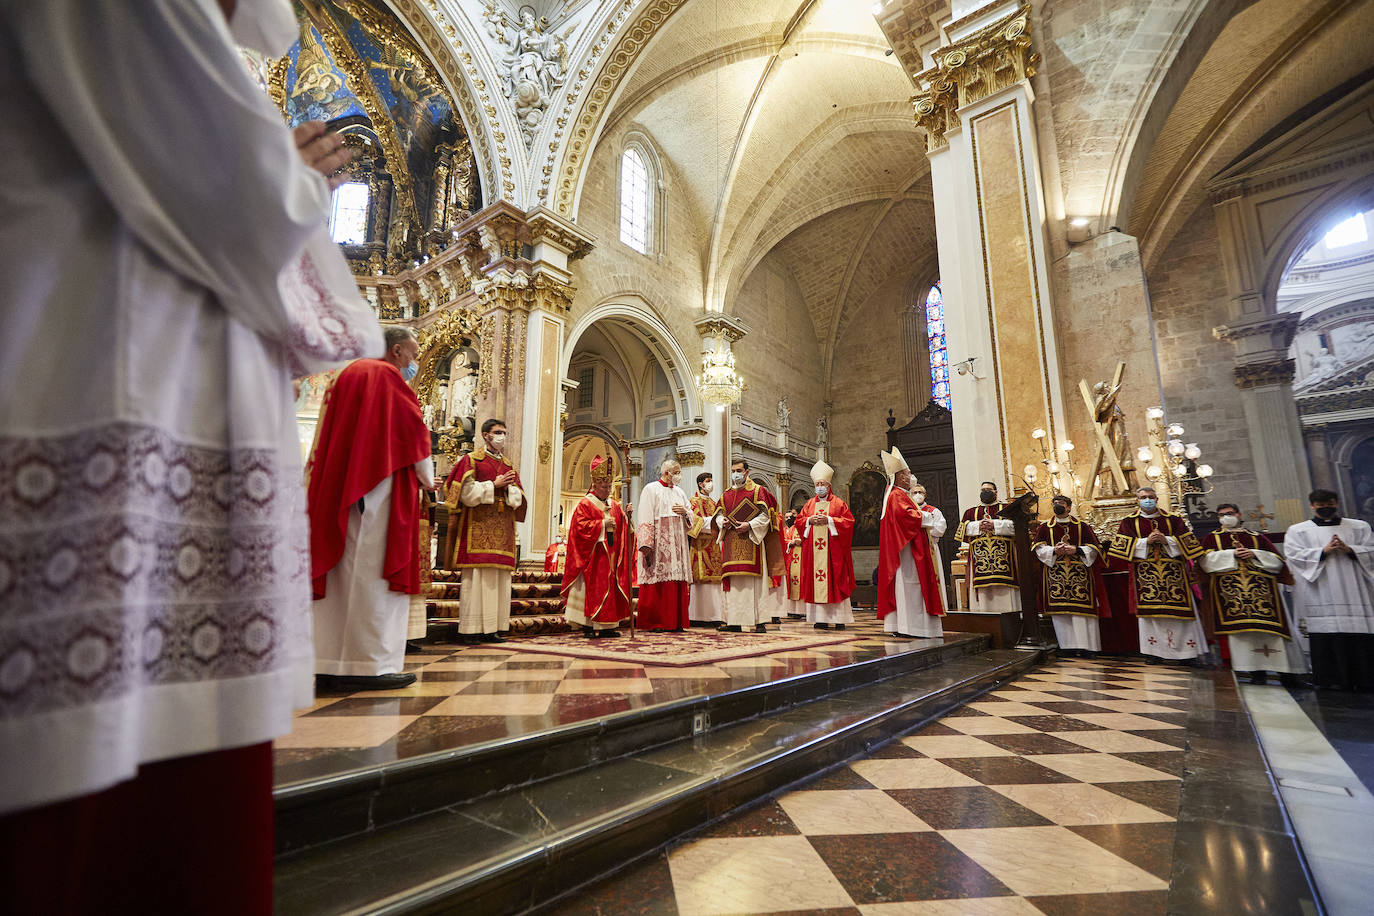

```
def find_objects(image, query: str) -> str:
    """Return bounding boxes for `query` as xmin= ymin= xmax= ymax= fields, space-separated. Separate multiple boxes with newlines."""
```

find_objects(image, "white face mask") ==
xmin=1219 ymin=514 xmax=1241 ymax=528
xmin=912 ymin=492 xmax=925 ymax=505
xmin=489 ymin=433 xmax=506 ymax=451
xmin=730 ymin=472 xmax=744 ymax=486
xmin=700 ymin=481 xmax=713 ymax=495
xmin=669 ymin=472 xmax=682 ymax=486
xmin=815 ymin=484 xmax=828 ymax=498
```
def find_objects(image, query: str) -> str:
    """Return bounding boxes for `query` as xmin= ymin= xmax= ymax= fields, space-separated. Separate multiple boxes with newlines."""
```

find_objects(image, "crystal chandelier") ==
xmin=696 ymin=342 xmax=745 ymax=409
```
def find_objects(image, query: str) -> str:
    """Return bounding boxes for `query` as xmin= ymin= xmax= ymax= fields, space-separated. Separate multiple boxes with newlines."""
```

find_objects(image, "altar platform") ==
xmin=273 ymin=612 xmax=1050 ymax=914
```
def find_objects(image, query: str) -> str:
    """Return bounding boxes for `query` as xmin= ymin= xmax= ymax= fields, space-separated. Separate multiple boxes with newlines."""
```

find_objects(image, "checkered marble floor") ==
xmin=274 ymin=615 xmax=933 ymax=786
xmin=544 ymin=657 xmax=1195 ymax=916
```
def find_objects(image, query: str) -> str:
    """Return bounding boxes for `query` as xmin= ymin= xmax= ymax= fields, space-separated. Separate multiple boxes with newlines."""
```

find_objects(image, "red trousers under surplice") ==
xmin=638 ymin=580 xmax=691 ymax=630
xmin=0 ymin=742 xmax=274 ymax=916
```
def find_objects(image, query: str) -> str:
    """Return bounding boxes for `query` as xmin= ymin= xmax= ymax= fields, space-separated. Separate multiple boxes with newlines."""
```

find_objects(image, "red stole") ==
xmin=877 ymin=489 xmax=945 ymax=618
xmin=307 ymin=359 xmax=431 ymax=599
xmin=795 ymin=496 xmax=857 ymax=604
xmin=561 ymin=493 xmax=633 ymax=622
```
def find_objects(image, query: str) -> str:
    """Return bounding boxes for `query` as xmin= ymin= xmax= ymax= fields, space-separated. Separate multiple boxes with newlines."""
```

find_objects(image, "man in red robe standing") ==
xmin=782 ymin=509 xmax=805 ymax=619
xmin=309 ymin=327 xmax=435 ymax=690
xmin=718 ymin=458 xmax=785 ymax=632
xmin=878 ymin=448 xmax=945 ymax=638
xmin=795 ymin=460 xmax=856 ymax=630
xmin=544 ymin=528 xmax=567 ymax=574
xmin=562 ymin=455 xmax=633 ymax=637
xmin=446 ymin=419 xmax=527 ymax=644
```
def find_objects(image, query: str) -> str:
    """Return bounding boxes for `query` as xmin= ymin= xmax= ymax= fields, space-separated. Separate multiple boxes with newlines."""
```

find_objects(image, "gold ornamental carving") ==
xmin=539 ymin=440 xmax=553 ymax=464
xmin=477 ymin=314 xmax=498 ymax=398
xmin=911 ymin=4 xmax=1039 ymax=153
xmin=675 ymin=449 xmax=706 ymax=467
xmin=415 ymin=303 xmax=483 ymax=409
xmin=1233 ymin=359 xmax=1296 ymax=389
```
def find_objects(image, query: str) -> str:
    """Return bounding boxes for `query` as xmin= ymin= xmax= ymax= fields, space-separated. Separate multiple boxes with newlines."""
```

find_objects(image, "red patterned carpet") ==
xmin=498 ymin=626 xmax=862 ymax=666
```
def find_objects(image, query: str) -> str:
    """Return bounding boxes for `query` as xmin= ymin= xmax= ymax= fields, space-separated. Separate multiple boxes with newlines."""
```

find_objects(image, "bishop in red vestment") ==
xmin=309 ymin=330 xmax=434 ymax=689
xmin=877 ymin=449 xmax=946 ymax=638
xmin=796 ymin=460 xmax=856 ymax=629
xmin=562 ymin=456 xmax=633 ymax=637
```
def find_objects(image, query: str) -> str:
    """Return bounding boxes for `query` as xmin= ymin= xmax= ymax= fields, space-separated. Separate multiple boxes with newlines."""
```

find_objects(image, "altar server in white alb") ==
xmin=635 ymin=457 xmax=695 ymax=632
xmin=877 ymin=448 xmax=946 ymax=638
xmin=1284 ymin=489 xmax=1374 ymax=692
xmin=0 ymin=1 xmax=382 ymax=911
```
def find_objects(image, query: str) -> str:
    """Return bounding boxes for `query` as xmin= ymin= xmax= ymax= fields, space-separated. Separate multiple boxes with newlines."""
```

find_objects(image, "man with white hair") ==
xmin=878 ymin=448 xmax=946 ymax=638
xmin=636 ymin=457 xmax=695 ymax=632
xmin=795 ymin=460 xmax=856 ymax=630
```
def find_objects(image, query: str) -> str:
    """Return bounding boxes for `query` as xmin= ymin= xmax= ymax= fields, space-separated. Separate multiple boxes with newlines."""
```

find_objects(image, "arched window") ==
xmin=619 ymin=147 xmax=650 ymax=253
xmin=329 ymin=181 xmax=370 ymax=245
xmin=925 ymin=282 xmax=950 ymax=409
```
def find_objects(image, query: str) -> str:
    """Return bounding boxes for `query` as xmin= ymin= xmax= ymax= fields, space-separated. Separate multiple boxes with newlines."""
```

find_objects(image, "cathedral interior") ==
xmin=245 ymin=0 xmax=1374 ymax=912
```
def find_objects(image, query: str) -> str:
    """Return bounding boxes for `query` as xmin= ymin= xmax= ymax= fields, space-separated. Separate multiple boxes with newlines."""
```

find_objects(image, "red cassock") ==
xmin=307 ymin=359 xmax=431 ymax=599
xmin=794 ymin=496 xmax=857 ymax=604
xmin=561 ymin=494 xmax=634 ymax=623
xmin=877 ymin=489 xmax=946 ymax=619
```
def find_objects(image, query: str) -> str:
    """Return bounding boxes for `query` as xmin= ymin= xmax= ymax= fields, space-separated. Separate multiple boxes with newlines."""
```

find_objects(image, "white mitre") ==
xmin=811 ymin=459 xmax=835 ymax=484
xmin=881 ymin=447 xmax=909 ymax=479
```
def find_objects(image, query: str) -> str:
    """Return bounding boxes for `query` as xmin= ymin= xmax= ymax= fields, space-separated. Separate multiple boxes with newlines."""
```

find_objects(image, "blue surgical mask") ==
xmin=401 ymin=361 xmax=418 ymax=382
xmin=815 ymin=485 xmax=828 ymax=498
xmin=730 ymin=472 xmax=744 ymax=486
xmin=1139 ymin=498 xmax=1157 ymax=511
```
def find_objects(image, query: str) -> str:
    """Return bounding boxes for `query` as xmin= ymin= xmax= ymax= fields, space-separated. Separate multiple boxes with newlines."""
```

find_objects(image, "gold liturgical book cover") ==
xmin=727 ymin=500 xmax=761 ymax=526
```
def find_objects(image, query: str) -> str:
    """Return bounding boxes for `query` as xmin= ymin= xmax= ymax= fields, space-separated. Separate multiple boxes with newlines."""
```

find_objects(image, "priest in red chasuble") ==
xmin=958 ymin=481 xmax=1022 ymax=614
xmin=796 ymin=461 xmax=856 ymax=629
xmin=562 ymin=455 xmax=633 ymax=637
xmin=446 ymin=419 xmax=527 ymax=644
xmin=718 ymin=458 xmax=785 ymax=632
xmin=1033 ymin=495 xmax=1110 ymax=656
xmin=544 ymin=529 xmax=567 ymax=574
xmin=878 ymin=448 xmax=946 ymax=638
xmin=1200 ymin=502 xmax=1305 ymax=683
xmin=1106 ymin=486 xmax=1207 ymax=662
xmin=309 ymin=328 xmax=435 ymax=690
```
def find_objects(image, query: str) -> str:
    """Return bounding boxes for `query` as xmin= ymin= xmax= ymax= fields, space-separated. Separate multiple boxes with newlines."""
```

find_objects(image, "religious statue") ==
xmin=1301 ymin=346 xmax=1341 ymax=386
xmin=1078 ymin=363 xmax=1138 ymax=500
xmin=816 ymin=416 xmax=829 ymax=453
xmin=482 ymin=4 xmax=573 ymax=145
xmin=776 ymin=396 xmax=791 ymax=432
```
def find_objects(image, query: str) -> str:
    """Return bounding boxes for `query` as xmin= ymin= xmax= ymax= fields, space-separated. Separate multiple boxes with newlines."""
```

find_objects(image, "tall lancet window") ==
xmin=329 ymin=181 xmax=370 ymax=245
xmin=926 ymin=282 xmax=950 ymax=409
xmin=619 ymin=148 xmax=649 ymax=253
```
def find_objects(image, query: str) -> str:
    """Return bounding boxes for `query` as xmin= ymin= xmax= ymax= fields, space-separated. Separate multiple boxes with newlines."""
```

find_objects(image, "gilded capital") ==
xmin=1233 ymin=358 xmax=1296 ymax=389
xmin=911 ymin=4 xmax=1039 ymax=153
xmin=675 ymin=449 xmax=707 ymax=467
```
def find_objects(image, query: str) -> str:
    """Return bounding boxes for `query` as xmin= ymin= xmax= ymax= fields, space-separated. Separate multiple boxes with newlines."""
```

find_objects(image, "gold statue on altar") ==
xmin=1079 ymin=362 xmax=1139 ymax=500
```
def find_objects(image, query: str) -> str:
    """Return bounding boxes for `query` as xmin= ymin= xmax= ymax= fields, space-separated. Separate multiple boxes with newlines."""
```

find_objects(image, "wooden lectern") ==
xmin=999 ymin=492 xmax=1052 ymax=649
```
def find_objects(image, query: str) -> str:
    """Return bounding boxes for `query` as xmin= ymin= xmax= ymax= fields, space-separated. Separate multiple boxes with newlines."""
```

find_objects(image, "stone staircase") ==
xmin=426 ymin=569 xmax=571 ymax=636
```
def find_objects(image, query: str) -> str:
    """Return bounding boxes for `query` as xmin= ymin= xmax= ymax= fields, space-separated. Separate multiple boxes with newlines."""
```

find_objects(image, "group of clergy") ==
xmin=964 ymin=477 xmax=1373 ymax=690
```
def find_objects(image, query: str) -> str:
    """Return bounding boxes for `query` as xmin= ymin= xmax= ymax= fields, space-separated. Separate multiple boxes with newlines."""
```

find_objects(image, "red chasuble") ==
xmin=561 ymin=493 xmax=633 ymax=623
xmin=1201 ymin=529 xmax=1292 ymax=639
xmin=447 ymin=447 xmax=528 ymax=569
xmin=795 ymin=496 xmax=857 ymax=604
xmin=544 ymin=541 xmax=566 ymax=574
xmin=718 ymin=481 xmax=784 ymax=589
xmin=1033 ymin=518 xmax=1111 ymax=617
xmin=307 ymin=359 xmax=432 ymax=599
xmin=1106 ymin=512 xmax=1203 ymax=619
xmin=877 ymin=489 xmax=945 ymax=619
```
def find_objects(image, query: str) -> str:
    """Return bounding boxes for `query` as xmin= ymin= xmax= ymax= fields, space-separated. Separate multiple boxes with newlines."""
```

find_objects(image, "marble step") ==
xmin=275 ymin=634 xmax=989 ymax=857
xmin=274 ymin=645 xmax=1048 ymax=916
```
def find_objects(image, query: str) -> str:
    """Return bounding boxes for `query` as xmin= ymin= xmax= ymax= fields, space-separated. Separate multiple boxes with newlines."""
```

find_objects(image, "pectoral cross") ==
xmin=1249 ymin=505 xmax=1275 ymax=532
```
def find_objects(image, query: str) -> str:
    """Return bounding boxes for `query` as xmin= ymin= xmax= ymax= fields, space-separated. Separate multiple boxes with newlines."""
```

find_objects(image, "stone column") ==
xmin=1214 ymin=313 xmax=1312 ymax=528
xmin=913 ymin=6 xmax=1070 ymax=508
xmin=1304 ymin=425 xmax=1332 ymax=490
xmin=694 ymin=315 xmax=749 ymax=493
xmin=455 ymin=202 xmax=594 ymax=563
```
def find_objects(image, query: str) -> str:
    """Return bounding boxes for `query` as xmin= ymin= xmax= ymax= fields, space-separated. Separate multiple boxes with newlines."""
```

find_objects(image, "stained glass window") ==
xmin=925 ymin=282 xmax=950 ymax=409
xmin=620 ymin=148 xmax=649 ymax=253
xmin=329 ymin=181 xmax=369 ymax=245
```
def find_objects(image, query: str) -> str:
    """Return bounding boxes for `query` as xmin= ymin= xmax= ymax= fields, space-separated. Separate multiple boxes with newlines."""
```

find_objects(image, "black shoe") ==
xmin=1245 ymin=671 xmax=1268 ymax=685
xmin=480 ymin=632 xmax=507 ymax=643
xmin=835 ymin=624 xmax=845 ymax=631
xmin=755 ymin=624 xmax=767 ymax=633
xmin=1279 ymin=673 xmax=1308 ymax=689
xmin=772 ymin=617 xmax=783 ymax=624
xmin=326 ymin=672 xmax=417 ymax=691
xmin=460 ymin=634 xmax=482 ymax=646
xmin=814 ymin=623 xmax=829 ymax=630
xmin=406 ymin=640 xmax=425 ymax=653
xmin=583 ymin=626 xmax=596 ymax=638
xmin=719 ymin=625 xmax=742 ymax=633
xmin=598 ymin=629 xmax=621 ymax=639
